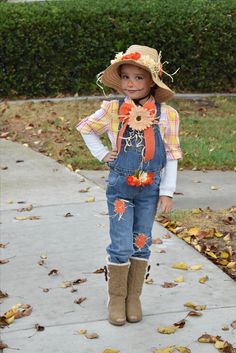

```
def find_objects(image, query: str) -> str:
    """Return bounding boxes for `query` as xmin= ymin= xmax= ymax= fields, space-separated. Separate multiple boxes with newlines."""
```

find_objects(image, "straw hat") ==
xmin=98 ymin=45 xmax=176 ymax=103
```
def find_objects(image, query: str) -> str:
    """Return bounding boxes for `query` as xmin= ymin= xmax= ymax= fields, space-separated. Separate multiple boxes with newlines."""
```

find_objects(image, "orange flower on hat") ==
xmin=127 ymin=105 xmax=156 ymax=131
xmin=121 ymin=52 xmax=141 ymax=61
xmin=134 ymin=233 xmax=148 ymax=249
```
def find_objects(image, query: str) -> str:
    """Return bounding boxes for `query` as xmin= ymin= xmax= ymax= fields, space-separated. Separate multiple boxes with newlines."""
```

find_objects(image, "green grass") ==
xmin=1 ymin=97 xmax=236 ymax=170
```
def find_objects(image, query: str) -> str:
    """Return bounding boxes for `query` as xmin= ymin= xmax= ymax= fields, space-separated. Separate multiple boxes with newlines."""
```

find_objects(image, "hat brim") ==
xmin=101 ymin=60 xmax=174 ymax=103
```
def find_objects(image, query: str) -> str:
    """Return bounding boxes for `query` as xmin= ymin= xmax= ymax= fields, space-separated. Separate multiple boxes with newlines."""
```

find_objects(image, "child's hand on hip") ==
xmin=102 ymin=150 xmax=118 ymax=163
xmin=158 ymin=196 xmax=173 ymax=213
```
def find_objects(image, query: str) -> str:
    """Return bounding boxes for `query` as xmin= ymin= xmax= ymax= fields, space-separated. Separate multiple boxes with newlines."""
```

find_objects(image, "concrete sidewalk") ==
xmin=0 ymin=139 xmax=235 ymax=353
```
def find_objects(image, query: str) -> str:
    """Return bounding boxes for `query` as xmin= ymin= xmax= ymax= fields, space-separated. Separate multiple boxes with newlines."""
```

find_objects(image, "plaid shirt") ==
xmin=77 ymin=97 xmax=182 ymax=160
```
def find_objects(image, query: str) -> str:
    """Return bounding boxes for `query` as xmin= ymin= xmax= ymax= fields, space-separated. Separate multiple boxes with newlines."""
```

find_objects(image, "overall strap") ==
xmin=155 ymin=102 xmax=161 ymax=120
xmin=118 ymin=97 xmax=125 ymax=110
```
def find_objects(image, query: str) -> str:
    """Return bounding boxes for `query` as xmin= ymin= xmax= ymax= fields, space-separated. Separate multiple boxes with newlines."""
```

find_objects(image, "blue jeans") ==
xmin=106 ymin=115 xmax=166 ymax=264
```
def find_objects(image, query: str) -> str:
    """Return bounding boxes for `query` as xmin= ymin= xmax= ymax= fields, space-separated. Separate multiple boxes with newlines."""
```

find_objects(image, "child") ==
xmin=77 ymin=45 xmax=182 ymax=326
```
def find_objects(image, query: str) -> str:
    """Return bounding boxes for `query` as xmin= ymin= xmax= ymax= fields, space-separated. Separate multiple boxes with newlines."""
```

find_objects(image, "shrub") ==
xmin=0 ymin=0 xmax=235 ymax=98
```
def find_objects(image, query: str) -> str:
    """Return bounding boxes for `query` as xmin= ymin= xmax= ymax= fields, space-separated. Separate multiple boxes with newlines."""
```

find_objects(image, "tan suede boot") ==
xmin=126 ymin=258 xmax=148 ymax=323
xmin=106 ymin=263 xmax=129 ymax=326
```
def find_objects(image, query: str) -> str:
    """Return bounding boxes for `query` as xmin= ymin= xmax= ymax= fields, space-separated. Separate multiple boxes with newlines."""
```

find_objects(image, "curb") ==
xmin=3 ymin=93 xmax=236 ymax=105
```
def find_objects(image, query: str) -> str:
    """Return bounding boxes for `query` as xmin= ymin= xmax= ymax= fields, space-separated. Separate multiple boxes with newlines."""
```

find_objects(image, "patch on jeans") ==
xmin=113 ymin=199 xmax=127 ymax=220
xmin=134 ymin=233 xmax=148 ymax=250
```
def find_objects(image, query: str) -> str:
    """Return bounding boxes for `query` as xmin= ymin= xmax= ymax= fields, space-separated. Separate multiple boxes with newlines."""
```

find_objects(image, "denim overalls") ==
xmin=106 ymin=100 xmax=166 ymax=264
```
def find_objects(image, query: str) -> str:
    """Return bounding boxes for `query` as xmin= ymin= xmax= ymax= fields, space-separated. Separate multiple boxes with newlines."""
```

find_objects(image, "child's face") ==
xmin=120 ymin=64 xmax=154 ymax=100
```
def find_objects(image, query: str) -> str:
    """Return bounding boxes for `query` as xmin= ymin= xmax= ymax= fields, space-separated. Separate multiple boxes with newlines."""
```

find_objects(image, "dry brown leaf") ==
xmin=187 ymin=310 xmax=202 ymax=317
xmin=198 ymin=334 xmax=217 ymax=343
xmin=0 ymin=243 xmax=9 ymax=248
xmin=64 ymin=212 xmax=73 ymax=217
xmin=158 ymin=325 xmax=178 ymax=334
xmin=174 ymin=319 xmax=186 ymax=329
xmin=222 ymin=325 xmax=229 ymax=331
xmin=93 ymin=267 xmax=105 ymax=274
xmin=190 ymin=264 xmax=202 ymax=271
xmin=198 ymin=275 xmax=209 ymax=284
xmin=85 ymin=332 xmax=99 ymax=339
xmin=79 ymin=187 xmax=90 ymax=193
xmin=174 ymin=276 xmax=184 ymax=283
xmin=161 ymin=282 xmax=177 ymax=288
xmin=85 ymin=197 xmax=95 ymax=203
xmin=153 ymin=347 xmax=175 ymax=353
xmin=145 ymin=278 xmax=154 ymax=284
xmin=72 ymin=278 xmax=87 ymax=285
xmin=35 ymin=323 xmax=45 ymax=332
xmin=17 ymin=204 xmax=33 ymax=212
xmin=175 ymin=347 xmax=191 ymax=353
xmin=48 ymin=269 xmax=59 ymax=276
xmin=0 ymin=341 xmax=9 ymax=349
xmin=0 ymin=259 xmax=10 ymax=265
xmin=0 ymin=290 xmax=8 ymax=299
xmin=184 ymin=302 xmax=206 ymax=310
xmin=74 ymin=297 xmax=87 ymax=305
xmin=172 ymin=262 xmax=189 ymax=270
xmin=15 ymin=216 xmax=40 ymax=221
xmin=152 ymin=238 xmax=163 ymax=244
xmin=231 ymin=320 xmax=236 ymax=329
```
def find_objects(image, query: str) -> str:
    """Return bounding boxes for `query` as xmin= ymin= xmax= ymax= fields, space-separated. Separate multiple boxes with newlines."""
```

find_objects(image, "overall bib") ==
xmin=106 ymin=101 xmax=166 ymax=264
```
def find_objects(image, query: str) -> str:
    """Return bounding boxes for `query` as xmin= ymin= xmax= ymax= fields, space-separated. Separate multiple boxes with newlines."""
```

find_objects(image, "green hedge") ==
xmin=0 ymin=0 xmax=235 ymax=98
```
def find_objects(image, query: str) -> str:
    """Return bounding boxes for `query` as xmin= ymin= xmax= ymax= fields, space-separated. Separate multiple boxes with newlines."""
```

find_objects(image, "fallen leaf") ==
xmin=0 ymin=243 xmax=9 ymax=248
xmin=93 ymin=268 xmax=105 ymax=274
xmin=198 ymin=334 xmax=217 ymax=343
xmin=152 ymin=238 xmax=163 ymax=244
xmin=190 ymin=264 xmax=202 ymax=271
xmin=163 ymin=233 xmax=172 ymax=239
xmin=174 ymin=276 xmax=184 ymax=283
xmin=172 ymin=262 xmax=189 ymax=270
xmin=158 ymin=325 xmax=178 ymax=334
xmin=145 ymin=278 xmax=154 ymax=284
xmin=211 ymin=185 xmax=218 ymax=190
xmin=43 ymin=288 xmax=50 ymax=293
xmin=231 ymin=320 xmax=236 ymax=329
xmin=79 ymin=187 xmax=90 ymax=193
xmin=173 ymin=319 xmax=186 ymax=328
xmin=17 ymin=204 xmax=33 ymax=212
xmin=15 ymin=216 xmax=40 ymax=221
xmin=85 ymin=197 xmax=95 ymax=203
xmin=215 ymin=340 xmax=227 ymax=349
xmin=222 ymin=325 xmax=229 ymax=331
xmin=78 ymin=329 xmax=87 ymax=334
xmin=48 ymin=269 xmax=59 ymax=276
xmin=0 ymin=259 xmax=10 ymax=264
xmin=187 ymin=311 xmax=202 ymax=317
xmin=161 ymin=282 xmax=177 ymax=288
xmin=0 ymin=290 xmax=8 ymax=299
xmin=64 ymin=212 xmax=73 ymax=217
xmin=153 ymin=347 xmax=175 ymax=353
xmin=103 ymin=349 xmax=120 ymax=353
xmin=74 ymin=297 xmax=87 ymax=305
xmin=184 ymin=302 xmax=206 ymax=310
xmin=0 ymin=342 xmax=8 ymax=349
xmin=35 ymin=323 xmax=45 ymax=332
xmin=175 ymin=346 xmax=191 ymax=353
xmin=85 ymin=332 xmax=99 ymax=339
xmin=198 ymin=275 xmax=209 ymax=284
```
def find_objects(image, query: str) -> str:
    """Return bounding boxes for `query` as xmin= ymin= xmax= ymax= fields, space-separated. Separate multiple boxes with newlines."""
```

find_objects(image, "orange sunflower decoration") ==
xmin=127 ymin=105 xmax=156 ymax=131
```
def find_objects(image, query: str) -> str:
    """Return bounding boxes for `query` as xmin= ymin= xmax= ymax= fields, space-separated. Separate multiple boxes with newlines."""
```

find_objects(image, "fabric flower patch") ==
xmin=134 ymin=233 xmax=149 ymax=250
